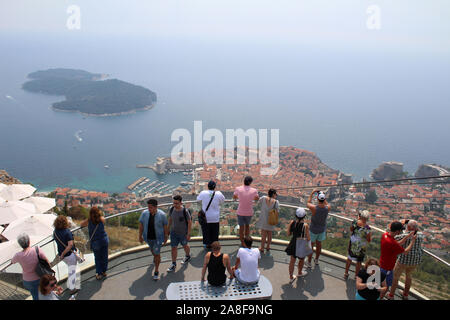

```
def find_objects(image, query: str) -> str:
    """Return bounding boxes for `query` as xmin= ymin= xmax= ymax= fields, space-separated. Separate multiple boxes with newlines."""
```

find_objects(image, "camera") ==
xmin=402 ymin=219 xmax=410 ymax=230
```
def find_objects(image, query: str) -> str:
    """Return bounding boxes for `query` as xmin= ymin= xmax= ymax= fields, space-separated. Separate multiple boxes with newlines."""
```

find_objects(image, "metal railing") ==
xmin=1 ymin=199 xmax=448 ymax=270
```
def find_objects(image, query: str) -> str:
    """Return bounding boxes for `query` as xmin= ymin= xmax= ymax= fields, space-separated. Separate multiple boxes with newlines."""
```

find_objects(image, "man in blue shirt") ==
xmin=139 ymin=199 xmax=168 ymax=280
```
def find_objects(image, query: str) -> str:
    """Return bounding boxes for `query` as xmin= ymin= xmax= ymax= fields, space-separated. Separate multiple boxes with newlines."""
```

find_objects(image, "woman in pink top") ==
xmin=233 ymin=176 xmax=259 ymax=246
xmin=11 ymin=233 xmax=50 ymax=300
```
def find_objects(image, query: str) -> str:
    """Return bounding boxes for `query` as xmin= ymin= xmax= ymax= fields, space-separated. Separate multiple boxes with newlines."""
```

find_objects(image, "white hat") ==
xmin=317 ymin=192 xmax=326 ymax=201
xmin=296 ymin=207 xmax=306 ymax=218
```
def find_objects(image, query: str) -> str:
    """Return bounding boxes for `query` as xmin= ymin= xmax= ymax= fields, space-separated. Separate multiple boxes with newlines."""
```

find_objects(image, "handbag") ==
xmin=34 ymin=246 xmax=55 ymax=277
xmin=198 ymin=191 xmax=215 ymax=226
xmin=267 ymin=199 xmax=279 ymax=226
xmin=54 ymin=231 xmax=85 ymax=264
xmin=295 ymin=224 xmax=313 ymax=258
xmin=85 ymin=222 xmax=99 ymax=251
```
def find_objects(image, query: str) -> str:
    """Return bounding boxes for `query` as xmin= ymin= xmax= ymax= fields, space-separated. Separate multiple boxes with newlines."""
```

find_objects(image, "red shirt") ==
xmin=380 ymin=232 xmax=405 ymax=270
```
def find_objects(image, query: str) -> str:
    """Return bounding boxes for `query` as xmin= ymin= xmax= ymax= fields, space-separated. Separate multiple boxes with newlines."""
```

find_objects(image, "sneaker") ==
xmin=167 ymin=263 xmax=176 ymax=272
xmin=297 ymin=271 xmax=308 ymax=277
xmin=181 ymin=255 xmax=191 ymax=265
xmin=314 ymin=258 xmax=319 ymax=265
xmin=305 ymin=261 xmax=312 ymax=268
xmin=153 ymin=271 xmax=159 ymax=280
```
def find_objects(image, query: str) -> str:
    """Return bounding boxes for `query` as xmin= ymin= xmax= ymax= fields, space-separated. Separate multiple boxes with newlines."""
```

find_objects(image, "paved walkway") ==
xmin=62 ymin=239 xmax=362 ymax=300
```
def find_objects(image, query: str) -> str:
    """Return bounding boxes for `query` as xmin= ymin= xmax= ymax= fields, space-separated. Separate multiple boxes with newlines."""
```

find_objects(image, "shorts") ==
xmin=234 ymin=269 xmax=260 ymax=285
xmin=310 ymin=231 xmax=326 ymax=242
xmin=380 ymin=268 xmax=393 ymax=287
xmin=238 ymin=215 xmax=252 ymax=226
xmin=170 ymin=232 xmax=188 ymax=247
xmin=147 ymin=240 xmax=161 ymax=255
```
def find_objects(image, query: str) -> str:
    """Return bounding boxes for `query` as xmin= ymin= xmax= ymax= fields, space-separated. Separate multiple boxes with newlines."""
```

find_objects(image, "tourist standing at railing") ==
xmin=379 ymin=221 xmax=417 ymax=299
xmin=11 ymin=233 xmax=51 ymax=300
xmin=201 ymin=241 xmax=233 ymax=286
xmin=256 ymin=189 xmax=279 ymax=253
xmin=80 ymin=207 xmax=109 ymax=280
xmin=344 ymin=210 xmax=372 ymax=279
xmin=138 ymin=199 xmax=168 ymax=281
xmin=285 ymin=208 xmax=312 ymax=282
xmin=355 ymin=258 xmax=388 ymax=300
xmin=38 ymin=274 xmax=63 ymax=300
xmin=233 ymin=176 xmax=259 ymax=247
xmin=388 ymin=220 xmax=423 ymax=300
xmin=167 ymin=195 xmax=192 ymax=273
xmin=197 ymin=180 xmax=225 ymax=249
xmin=306 ymin=190 xmax=330 ymax=267
xmin=53 ymin=215 xmax=79 ymax=295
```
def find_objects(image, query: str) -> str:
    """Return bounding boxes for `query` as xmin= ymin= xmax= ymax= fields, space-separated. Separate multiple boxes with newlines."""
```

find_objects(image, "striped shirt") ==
xmin=395 ymin=232 xmax=424 ymax=265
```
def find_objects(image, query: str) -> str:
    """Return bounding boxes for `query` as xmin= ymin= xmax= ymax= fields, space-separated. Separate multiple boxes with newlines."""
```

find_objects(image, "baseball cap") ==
xmin=296 ymin=207 xmax=306 ymax=218
xmin=317 ymin=192 xmax=326 ymax=201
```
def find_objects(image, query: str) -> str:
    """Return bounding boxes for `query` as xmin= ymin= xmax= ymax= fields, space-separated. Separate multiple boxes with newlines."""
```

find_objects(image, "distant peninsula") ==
xmin=22 ymin=68 xmax=157 ymax=116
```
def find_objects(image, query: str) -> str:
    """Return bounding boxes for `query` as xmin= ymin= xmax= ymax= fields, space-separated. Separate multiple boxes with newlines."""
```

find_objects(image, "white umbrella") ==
xmin=0 ymin=195 xmax=5 ymax=204
xmin=0 ymin=236 xmax=45 ymax=266
xmin=22 ymin=197 xmax=56 ymax=213
xmin=0 ymin=201 xmax=37 ymax=225
xmin=0 ymin=183 xmax=6 ymax=192
xmin=1 ymin=214 xmax=56 ymax=242
xmin=0 ymin=184 xmax=36 ymax=201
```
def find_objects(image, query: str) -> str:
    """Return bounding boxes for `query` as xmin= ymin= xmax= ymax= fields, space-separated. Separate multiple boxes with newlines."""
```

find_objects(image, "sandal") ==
xmin=289 ymin=275 xmax=297 ymax=284
xmin=95 ymin=274 xmax=103 ymax=280
xmin=344 ymin=273 xmax=349 ymax=280
xmin=102 ymin=272 xmax=108 ymax=278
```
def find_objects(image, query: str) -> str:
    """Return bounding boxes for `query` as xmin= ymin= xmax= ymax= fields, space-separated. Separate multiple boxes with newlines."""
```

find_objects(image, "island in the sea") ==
xmin=22 ymin=68 xmax=157 ymax=116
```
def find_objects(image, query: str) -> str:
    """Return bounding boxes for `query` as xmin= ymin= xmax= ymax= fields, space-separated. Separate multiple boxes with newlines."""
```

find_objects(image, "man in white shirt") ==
xmin=233 ymin=236 xmax=261 ymax=285
xmin=197 ymin=180 xmax=225 ymax=249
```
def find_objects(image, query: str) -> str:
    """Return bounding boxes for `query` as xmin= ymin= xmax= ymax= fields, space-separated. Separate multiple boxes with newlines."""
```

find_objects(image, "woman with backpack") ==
xmin=285 ymin=208 xmax=312 ymax=283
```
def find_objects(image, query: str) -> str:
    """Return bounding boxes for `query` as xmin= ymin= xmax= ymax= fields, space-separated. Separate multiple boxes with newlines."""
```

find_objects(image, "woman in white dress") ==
xmin=256 ymin=189 xmax=279 ymax=253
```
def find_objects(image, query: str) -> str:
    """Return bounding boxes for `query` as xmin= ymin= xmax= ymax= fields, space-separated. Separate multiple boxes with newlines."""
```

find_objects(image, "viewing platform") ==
xmin=52 ymin=238 xmax=420 ymax=300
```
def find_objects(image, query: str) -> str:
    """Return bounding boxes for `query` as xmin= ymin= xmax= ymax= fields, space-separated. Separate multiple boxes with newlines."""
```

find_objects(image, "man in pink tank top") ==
xmin=233 ymin=176 xmax=259 ymax=246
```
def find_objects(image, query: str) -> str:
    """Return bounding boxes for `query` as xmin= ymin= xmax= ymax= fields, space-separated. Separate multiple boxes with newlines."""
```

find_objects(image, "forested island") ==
xmin=22 ymin=68 xmax=157 ymax=116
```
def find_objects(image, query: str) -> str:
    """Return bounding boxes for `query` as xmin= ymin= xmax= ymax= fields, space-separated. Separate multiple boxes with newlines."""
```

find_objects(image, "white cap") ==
xmin=296 ymin=207 xmax=306 ymax=218
xmin=317 ymin=192 xmax=326 ymax=201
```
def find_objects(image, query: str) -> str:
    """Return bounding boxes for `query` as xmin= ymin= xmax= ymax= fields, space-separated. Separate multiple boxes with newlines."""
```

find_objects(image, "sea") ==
xmin=1 ymin=32 xmax=449 ymax=193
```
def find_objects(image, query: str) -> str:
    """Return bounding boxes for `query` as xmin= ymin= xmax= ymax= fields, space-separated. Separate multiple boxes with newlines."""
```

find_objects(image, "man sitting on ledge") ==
xmin=232 ymin=236 xmax=261 ymax=285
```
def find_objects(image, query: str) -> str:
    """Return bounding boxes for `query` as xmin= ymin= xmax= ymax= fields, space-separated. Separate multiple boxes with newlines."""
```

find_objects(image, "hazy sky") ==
xmin=1 ymin=0 xmax=449 ymax=52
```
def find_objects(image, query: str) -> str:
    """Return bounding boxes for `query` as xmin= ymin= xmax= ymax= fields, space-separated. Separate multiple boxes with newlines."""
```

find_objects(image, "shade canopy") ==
xmin=0 ymin=201 xmax=37 ymax=225
xmin=22 ymin=196 xmax=56 ymax=214
xmin=1 ymin=213 xmax=57 ymax=242
xmin=0 ymin=184 xmax=36 ymax=201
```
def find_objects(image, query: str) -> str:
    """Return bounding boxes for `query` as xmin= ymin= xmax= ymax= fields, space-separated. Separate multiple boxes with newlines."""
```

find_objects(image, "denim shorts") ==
xmin=170 ymin=232 xmax=188 ymax=247
xmin=237 ymin=215 xmax=252 ymax=226
xmin=310 ymin=231 xmax=326 ymax=242
xmin=380 ymin=268 xmax=393 ymax=287
xmin=148 ymin=240 xmax=161 ymax=255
